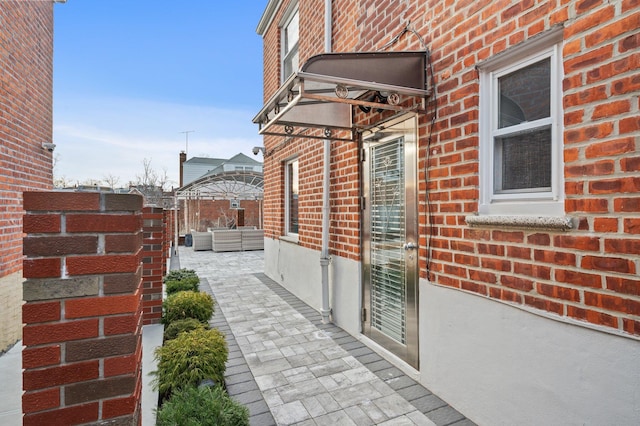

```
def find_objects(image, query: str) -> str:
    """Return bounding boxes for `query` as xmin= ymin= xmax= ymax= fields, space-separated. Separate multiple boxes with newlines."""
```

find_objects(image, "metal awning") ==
xmin=253 ymin=51 xmax=431 ymax=142
xmin=175 ymin=171 xmax=263 ymax=200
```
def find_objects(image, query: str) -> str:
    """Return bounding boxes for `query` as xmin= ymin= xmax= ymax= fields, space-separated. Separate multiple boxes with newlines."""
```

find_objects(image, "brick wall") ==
xmin=182 ymin=199 xmax=262 ymax=231
xmin=260 ymin=0 xmax=639 ymax=335
xmin=417 ymin=0 xmax=639 ymax=336
xmin=163 ymin=208 xmax=174 ymax=266
xmin=261 ymin=2 xmax=361 ymax=257
xmin=142 ymin=207 xmax=164 ymax=325
xmin=0 ymin=0 xmax=54 ymax=351
xmin=22 ymin=192 xmax=144 ymax=425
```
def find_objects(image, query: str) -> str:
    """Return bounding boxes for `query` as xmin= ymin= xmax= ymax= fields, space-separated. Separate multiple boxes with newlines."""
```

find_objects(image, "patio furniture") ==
xmin=241 ymin=229 xmax=264 ymax=251
xmin=191 ymin=231 xmax=213 ymax=251
xmin=211 ymin=230 xmax=243 ymax=252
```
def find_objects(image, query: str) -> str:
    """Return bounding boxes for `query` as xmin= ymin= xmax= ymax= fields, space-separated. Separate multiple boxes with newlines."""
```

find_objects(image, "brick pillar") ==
xmin=162 ymin=210 xmax=168 ymax=276
xmin=162 ymin=208 xmax=172 ymax=272
xmin=22 ymin=191 xmax=144 ymax=426
xmin=142 ymin=207 xmax=164 ymax=325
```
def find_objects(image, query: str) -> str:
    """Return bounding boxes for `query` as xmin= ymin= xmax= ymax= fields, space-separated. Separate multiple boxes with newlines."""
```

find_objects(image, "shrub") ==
xmin=153 ymin=328 xmax=228 ymax=400
xmin=163 ymin=318 xmax=208 ymax=341
xmin=165 ymin=277 xmax=199 ymax=295
xmin=164 ymin=268 xmax=200 ymax=295
xmin=164 ymin=268 xmax=198 ymax=283
xmin=162 ymin=291 xmax=214 ymax=326
xmin=156 ymin=385 xmax=249 ymax=426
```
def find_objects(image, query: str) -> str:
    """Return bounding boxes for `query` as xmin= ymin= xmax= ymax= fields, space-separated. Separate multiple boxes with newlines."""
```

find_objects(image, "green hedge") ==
xmin=162 ymin=291 xmax=214 ymax=326
xmin=156 ymin=385 xmax=249 ymax=426
xmin=163 ymin=318 xmax=208 ymax=342
xmin=165 ymin=277 xmax=200 ymax=295
xmin=157 ymin=269 xmax=249 ymax=421
xmin=164 ymin=268 xmax=199 ymax=283
xmin=164 ymin=269 xmax=200 ymax=295
xmin=154 ymin=327 xmax=228 ymax=400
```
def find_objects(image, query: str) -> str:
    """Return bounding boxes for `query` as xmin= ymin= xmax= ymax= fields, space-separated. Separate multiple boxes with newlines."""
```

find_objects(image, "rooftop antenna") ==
xmin=179 ymin=130 xmax=194 ymax=157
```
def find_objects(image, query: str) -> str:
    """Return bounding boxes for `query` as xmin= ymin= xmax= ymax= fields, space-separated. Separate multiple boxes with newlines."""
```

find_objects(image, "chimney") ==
xmin=179 ymin=151 xmax=187 ymax=187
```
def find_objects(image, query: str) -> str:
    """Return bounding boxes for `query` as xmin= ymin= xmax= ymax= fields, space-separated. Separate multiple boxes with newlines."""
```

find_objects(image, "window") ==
xmin=285 ymin=158 xmax=299 ymax=236
xmin=479 ymin=35 xmax=563 ymax=216
xmin=281 ymin=7 xmax=299 ymax=82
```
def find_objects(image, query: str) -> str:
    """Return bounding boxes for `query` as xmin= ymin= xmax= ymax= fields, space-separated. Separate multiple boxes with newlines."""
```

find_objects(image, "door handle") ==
xmin=403 ymin=242 xmax=417 ymax=250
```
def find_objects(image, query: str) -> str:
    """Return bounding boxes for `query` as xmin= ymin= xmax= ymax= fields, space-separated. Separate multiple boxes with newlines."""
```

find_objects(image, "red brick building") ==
xmin=255 ymin=1 xmax=639 ymax=424
xmin=0 ymin=1 xmax=56 ymax=352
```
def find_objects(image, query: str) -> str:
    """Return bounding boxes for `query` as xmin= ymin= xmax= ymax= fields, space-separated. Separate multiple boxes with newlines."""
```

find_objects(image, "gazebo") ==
xmin=175 ymin=170 xmax=264 ymax=234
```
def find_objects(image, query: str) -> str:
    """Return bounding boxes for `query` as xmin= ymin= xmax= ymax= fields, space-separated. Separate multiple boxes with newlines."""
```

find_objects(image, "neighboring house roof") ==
xmin=227 ymin=153 xmax=262 ymax=166
xmin=180 ymin=152 xmax=263 ymax=190
xmin=202 ymin=165 xmax=225 ymax=177
xmin=184 ymin=157 xmax=226 ymax=166
xmin=182 ymin=157 xmax=227 ymax=186
xmin=184 ymin=154 xmax=261 ymax=173
xmin=199 ymin=153 xmax=263 ymax=178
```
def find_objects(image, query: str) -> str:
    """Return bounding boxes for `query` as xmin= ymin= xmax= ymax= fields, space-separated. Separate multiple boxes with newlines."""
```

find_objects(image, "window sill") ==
xmin=280 ymin=235 xmax=299 ymax=244
xmin=465 ymin=214 xmax=575 ymax=231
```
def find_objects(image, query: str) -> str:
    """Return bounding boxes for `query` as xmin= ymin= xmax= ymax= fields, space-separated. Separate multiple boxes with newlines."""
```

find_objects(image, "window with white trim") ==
xmin=479 ymin=38 xmax=564 ymax=216
xmin=281 ymin=7 xmax=299 ymax=82
xmin=285 ymin=158 xmax=299 ymax=236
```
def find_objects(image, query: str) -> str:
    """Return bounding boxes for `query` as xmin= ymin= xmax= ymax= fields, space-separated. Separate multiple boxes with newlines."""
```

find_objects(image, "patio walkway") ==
xmin=177 ymin=247 xmax=474 ymax=426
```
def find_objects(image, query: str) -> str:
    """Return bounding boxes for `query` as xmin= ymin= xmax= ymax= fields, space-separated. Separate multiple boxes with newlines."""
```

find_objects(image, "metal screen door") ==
xmin=362 ymin=116 xmax=418 ymax=369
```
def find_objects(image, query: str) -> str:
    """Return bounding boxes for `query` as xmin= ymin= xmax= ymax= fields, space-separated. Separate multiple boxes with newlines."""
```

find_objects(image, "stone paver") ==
xmin=178 ymin=248 xmax=473 ymax=426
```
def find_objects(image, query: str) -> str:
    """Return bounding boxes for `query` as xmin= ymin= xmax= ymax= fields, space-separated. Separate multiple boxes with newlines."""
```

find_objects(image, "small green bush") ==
xmin=153 ymin=328 xmax=228 ymax=400
xmin=163 ymin=318 xmax=208 ymax=341
xmin=165 ymin=277 xmax=200 ymax=295
xmin=164 ymin=268 xmax=198 ymax=283
xmin=156 ymin=385 xmax=249 ymax=426
xmin=162 ymin=291 xmax=214 ymax=326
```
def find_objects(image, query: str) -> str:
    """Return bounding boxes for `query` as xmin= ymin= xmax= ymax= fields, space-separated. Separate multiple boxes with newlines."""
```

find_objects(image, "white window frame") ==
xmin=280 ymin=5 xmax=299 ymax=83
xmin=284 ymin=157 xmax=299 ymax=238
xmin=478 ymin=31 xmax=564 ymax=217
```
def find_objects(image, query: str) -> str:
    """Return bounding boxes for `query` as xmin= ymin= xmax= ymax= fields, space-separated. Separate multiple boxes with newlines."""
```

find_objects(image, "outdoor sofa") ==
xmin=190 ymin=228 xmax=264 ymax=252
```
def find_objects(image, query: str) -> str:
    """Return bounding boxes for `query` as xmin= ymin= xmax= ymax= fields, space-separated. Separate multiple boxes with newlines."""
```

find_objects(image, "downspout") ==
xmin=320 ymin=0 xmax=332 ymax=324
xmin=324 ymin=0 xmax=332 ymax=54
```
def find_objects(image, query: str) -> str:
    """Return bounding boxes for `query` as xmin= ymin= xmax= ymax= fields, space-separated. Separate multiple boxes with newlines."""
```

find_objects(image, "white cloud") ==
xmin=53 ymin=96 xmax=262 ymax=188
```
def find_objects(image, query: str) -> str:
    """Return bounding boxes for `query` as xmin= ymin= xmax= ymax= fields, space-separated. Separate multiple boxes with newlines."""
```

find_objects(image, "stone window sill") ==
xmin=465 ymin=215 xmax=575 ymax=231
xmin=280 ymin=235 xmax=299 ymax=244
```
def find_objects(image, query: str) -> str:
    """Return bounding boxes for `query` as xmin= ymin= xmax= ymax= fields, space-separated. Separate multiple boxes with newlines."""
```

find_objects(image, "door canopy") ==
xmin=253 ymin=51 xmax=431 ymax=142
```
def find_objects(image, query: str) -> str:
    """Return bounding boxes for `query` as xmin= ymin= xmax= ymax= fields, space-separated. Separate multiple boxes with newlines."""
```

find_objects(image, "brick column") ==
xmin=163 ymin=208 xmax=174 ymax=270
xmin=142 ymin=207 xmax=164 ymax=325
xmin=22 ymin=191 xmax=144 ymax=426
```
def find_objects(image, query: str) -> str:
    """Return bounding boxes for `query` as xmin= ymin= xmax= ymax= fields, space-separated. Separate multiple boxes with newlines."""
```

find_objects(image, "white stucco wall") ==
xmin=264 ymin=238 xmax=321 ymax=308
xmin=328 ymin=254 xmax=361 ymax=336
xmin=264 ymin=239 xmax=640 ymax=425
xmin=420 ymin=281 xmax=640 ymax=426
xmin=264 ymin=238 xmax=361 ymax=336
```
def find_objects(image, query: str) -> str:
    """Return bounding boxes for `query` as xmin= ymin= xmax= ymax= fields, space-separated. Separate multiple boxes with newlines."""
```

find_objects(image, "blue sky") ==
xmin=53 ymin=1 xmax=268 ymax=188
